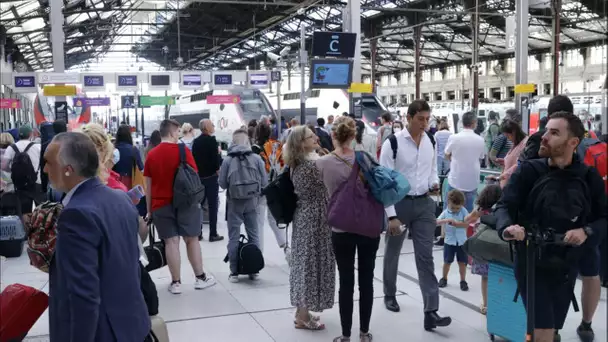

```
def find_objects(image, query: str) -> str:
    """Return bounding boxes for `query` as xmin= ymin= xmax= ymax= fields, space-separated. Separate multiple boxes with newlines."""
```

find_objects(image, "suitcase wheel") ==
xmin=489 ymin=334 xmax=495 ymax=341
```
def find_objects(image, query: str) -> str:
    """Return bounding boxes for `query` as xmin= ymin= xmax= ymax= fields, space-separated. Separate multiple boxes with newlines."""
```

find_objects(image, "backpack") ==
xmin=172 ymin=144 xmax=205 ymax=210
xmin=223 ymin=234 xmax=265 ymax=275
xmin=226 ymin=151 xmax=263 ymax=200
xmin=262 ymin=168 xmax=297 ymax=225
xmin=355 ymin=151 xmax=410 ymax=206
xmin=388 ymin=131 xmax=436 ymax=160
xmin=260 ymin=140 xmax=284 ymax=182
xmin=10 ymin=143 xmax=37 ymax=191
xmin=26 ymin=201 xmax=63 ymax=273
xmin=577 ymin=137 xmax=607 ymax=193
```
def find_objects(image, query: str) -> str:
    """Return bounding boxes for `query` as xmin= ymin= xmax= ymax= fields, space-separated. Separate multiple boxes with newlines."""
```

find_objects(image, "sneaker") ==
xmin=576 ymin=321 xmax=594 ymax=342
xmin=248 ymin=273 xmax=259 ymax=280
xmin=460 ymin=280 xmax=469 ymax=291
xmin=194 ymin=275 xmax=217 ymax=290
xmin=168 ymin=281 xmax=182 ymax=294
xmin=209 ymin=235 xmax=224 ymax=242
xmin=229 ymin=274 xmax=239 ymax=283
xmin=360 ymin=332 xmax=373 ymax=342
xmin=438 ymin=278 xmax=447 ymax=288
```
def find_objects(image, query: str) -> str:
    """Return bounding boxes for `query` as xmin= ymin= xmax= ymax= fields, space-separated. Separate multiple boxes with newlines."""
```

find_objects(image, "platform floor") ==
xmin=1 ymin=193 xmax=606 ymax=342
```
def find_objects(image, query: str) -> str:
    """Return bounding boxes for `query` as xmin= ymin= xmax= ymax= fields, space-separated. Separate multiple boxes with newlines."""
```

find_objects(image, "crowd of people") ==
xmin=0 ymin=94 xmax=606 ymax=342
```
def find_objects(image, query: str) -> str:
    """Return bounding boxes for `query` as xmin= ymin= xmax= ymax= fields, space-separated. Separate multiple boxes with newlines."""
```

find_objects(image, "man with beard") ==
xmin=495 ymin=111 xmax=607 ymax=342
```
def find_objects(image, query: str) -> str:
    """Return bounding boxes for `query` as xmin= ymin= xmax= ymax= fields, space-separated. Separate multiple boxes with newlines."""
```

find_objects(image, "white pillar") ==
xmin=515 ymin=0 xmax=529 ymax=133
xmin=50 ymin=0 xmax=66 ymax=102
xmin=345 ymin=0 xmax=361 ymax=84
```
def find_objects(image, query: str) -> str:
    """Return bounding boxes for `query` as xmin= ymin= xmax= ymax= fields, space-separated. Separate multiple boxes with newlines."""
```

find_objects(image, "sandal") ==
xmin=293 ymin=312 xmax=320 ymax=324
xmin=333 ymin=337 xmax=350 ymax=342
xmin=294 ymin=318 xmax=325 ymax=330
xmin=480 ymin=305 xmax=487 ymax=315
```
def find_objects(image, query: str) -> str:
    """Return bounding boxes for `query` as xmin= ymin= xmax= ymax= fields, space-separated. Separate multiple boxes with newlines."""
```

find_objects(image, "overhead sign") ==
xmin=214 ymin=74 xmax=232 ymax=86
xmin=121 ymin=95 xmax=135 ymax=108
xmin=38 ymin=72 xmax=80 ymax=84
xmin=54 ymin=101 xmax=68 ymax=122
xmin=271 ymin=71 xmax=281 ymax=82
xmin=505 ymin=16 xmax=516 ymax=50
xmin=348 ymin=83 xmax=373 ymax=93
xmin=0 ymin=99 xmax=21 ymax=109
xmin=311 ymin=31 xmax=357 ymax=58
xmin=13 ymin=76 xmax=36 ymax=88
xmin=514 ymin=83 xmax=536 ymax=93
xmin=150 ymin=74 xmax=171 ymax=86
xmin=43 ymin=85 xmax=77 ymax=96
xmin=83 ymin=75 xmax=104 ymax=87
xmin=117 ymin=75 xmax=138 ymax=89
xmin=182 ymin=74 xmax=202 ymax=87
xmin=207 ymin=95 xmax=240 ymax=105
xmin=249 ymin=73 xmax=269 ymax=87
xmin=73 ymin=97 xmax=111 ymax=107
xmin=138 ymin=96 xmax=175 ymax=107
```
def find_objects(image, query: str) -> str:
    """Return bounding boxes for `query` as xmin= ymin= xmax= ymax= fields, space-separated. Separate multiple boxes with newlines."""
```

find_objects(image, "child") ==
xmin=464 ymin=184 xmax=502 ymax=315
xmin=437 ymin=189 xmax=470 ymax=291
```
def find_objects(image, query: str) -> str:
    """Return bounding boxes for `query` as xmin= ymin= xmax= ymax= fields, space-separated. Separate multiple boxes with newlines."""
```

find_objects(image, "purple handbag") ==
xmin=326 ymin=155 xmax=384 ymax=238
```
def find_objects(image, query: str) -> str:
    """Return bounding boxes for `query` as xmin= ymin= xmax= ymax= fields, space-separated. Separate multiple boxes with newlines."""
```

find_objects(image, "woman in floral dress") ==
xmin=284 ymin=125 xmax=335 ymax=331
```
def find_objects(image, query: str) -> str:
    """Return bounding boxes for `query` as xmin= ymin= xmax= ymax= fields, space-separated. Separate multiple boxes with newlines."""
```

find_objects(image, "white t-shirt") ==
xmin=4 ymin=140 xmax=42 ymax=185
xmin=445 ymin=129 xmax=485 ymax=192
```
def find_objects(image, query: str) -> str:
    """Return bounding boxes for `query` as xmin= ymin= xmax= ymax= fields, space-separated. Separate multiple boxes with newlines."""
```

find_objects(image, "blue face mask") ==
xmin=112 ymin=149 xmax=120 ymax=165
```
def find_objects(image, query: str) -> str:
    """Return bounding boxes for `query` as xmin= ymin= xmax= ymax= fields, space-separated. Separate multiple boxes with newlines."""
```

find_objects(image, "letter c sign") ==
xmin=329 ymin=39 xmax=339 ymax=52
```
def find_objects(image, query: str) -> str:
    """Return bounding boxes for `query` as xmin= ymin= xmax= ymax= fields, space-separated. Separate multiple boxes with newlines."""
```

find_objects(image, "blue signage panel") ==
xmin=249 ymin=74 xmax=268 ymax=86
xmin=84 ymin=75 xmax=104 ymax=87
xmin=311 ymin=31 xmax=357 ymax=58
xmin=214 ymin=74 xmax=232 ymax=86
xmin=121 ymin=95 xmax=135 ymax=108
xmin=183 ymin=74 xmax=202 ymax=86
xmin=73 ymin=97 xmax=111 ymax=107
xmin=14 ymin=76 xmax=36 ymax=88
xmin=118 ymin=75 xmax=138 ymax=87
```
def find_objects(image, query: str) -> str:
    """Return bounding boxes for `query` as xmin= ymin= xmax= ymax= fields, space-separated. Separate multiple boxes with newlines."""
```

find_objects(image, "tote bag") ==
xmin=326 ymin=154 xmax=384 ymax=238
xmin=132 ymin=147 xmax=146 ymax=191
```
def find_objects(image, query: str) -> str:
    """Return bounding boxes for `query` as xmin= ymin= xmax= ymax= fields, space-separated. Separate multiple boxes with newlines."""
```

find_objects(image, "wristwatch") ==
xmin=583 ymin=226 xmax=593 ymax=237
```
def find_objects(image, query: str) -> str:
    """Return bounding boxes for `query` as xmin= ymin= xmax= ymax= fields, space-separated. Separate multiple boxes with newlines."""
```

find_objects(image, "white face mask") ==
xmin=112 ymin=148 xmax=120 ymax=165
xmin=393 ymin=127 xmax=402 ymax=133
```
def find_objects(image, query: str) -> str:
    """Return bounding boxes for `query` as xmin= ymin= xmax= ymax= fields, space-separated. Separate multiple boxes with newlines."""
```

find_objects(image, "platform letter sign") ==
xmin=311 ymin=32 xmax=357 ymax=58
xmin=214 ymin=74 xmax=232 ymax=86
xmin=271 ymin=71 xmax=281 ymax=82
xmin=121 ymin=95 xmax=135 ymax=109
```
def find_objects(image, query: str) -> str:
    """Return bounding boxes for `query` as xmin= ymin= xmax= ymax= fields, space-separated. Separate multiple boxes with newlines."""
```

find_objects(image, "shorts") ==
xmin=444 ymin=244 xmax=467 ymax=264
xmin=151 ymin=204 xmax=201 ymax=240
xmin=578 ymin=245 xmax=600 ymax=277
xmin=515 ymin=266 xmax=577 ymax=330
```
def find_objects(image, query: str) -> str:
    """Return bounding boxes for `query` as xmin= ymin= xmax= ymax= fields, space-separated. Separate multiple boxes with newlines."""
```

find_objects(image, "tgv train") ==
xmin=166 ymin=87 xmax=274 ymax=146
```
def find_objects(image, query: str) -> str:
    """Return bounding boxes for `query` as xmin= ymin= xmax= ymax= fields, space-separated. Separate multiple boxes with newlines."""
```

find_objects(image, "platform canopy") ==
xmin=1 ymin=0 xmax=606 ymax=74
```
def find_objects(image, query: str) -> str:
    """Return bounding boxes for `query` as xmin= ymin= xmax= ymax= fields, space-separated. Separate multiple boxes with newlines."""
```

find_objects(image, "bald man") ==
xmin=191 ymin=119 xmax=224 ymax=242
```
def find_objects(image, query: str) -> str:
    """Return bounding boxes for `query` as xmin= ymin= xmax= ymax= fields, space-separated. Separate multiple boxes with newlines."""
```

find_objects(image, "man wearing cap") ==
xmin=4 ymin=124 xmax=43 ymax=213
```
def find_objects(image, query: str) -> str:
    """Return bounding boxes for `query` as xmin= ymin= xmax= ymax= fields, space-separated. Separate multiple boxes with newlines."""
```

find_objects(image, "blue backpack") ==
xmin=355 ymin=151 xmax=410 ymax=206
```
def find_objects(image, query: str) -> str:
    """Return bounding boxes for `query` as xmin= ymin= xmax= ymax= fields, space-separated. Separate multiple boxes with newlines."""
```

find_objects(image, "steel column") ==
xmin=414 ymin=26 xmax=422 ymax=99
xmin=471 ymin=0 xmax=480 ymax=112
xmin=515 ymin=0 xmax=530 ymax=134
xmin=50 ymin=0 xmax=66 ymax=104
xmin=551 ymin=0 xmax=561 ymax=96
xmin=299 ymin=24 xmax=306 ymax=124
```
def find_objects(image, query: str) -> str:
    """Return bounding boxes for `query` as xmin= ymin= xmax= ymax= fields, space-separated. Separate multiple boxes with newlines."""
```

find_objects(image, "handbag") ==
xmin=355 ymin=151 xmax=410 ymax=206
xmin=326 ymin=153 xmax=384 ymax=238
xmin=144 ymin=221 xmax=167 ymax=272
xmin=132 ymin=147 xmax=146 ymax=191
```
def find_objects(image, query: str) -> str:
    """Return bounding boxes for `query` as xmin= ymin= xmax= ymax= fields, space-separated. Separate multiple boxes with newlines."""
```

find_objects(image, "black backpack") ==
xmin=388 ymin=131 xmax=436 ymax=160
xmin=224 ymin=234 xmax=265 ymax=275
xmin=261 ymin=167 xmax=297 ymax=225
xmin=172 ymin=144 xmax=205 ymax=210
xmin=10 ymin=143 xmax=37 ymax=191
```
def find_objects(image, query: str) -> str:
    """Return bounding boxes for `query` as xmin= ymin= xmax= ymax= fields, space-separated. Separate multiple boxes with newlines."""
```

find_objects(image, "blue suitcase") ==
xmin=487 ymin=262 xmax=526 ymax=341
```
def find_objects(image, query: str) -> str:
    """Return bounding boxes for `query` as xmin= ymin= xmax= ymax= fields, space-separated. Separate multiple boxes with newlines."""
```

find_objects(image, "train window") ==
xmin=190 ymin=91 xmax=213 ymax=103
xmin=310 ymin=90 xmax=320 ymax=98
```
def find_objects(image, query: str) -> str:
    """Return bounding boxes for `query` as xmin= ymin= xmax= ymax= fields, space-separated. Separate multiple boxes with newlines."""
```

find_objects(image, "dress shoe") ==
xmin=424 ymin=311 xmax=452 ymax=331
xmin=384 ymin=296 xmax=400 ymax=312
xmin=209 ymin=235 xmax=224 ymax=242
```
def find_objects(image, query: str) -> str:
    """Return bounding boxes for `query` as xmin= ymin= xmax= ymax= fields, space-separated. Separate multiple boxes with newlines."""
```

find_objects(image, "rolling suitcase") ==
xmin=0 ymin=284 xmax=49 ymax=342
xmin=486 ymin=263 xmax=526 ymax=341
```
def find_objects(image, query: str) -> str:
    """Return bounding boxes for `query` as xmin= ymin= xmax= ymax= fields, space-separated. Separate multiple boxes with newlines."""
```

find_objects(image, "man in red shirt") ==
xmin=144 ymin=119 xmax=216 ymax=294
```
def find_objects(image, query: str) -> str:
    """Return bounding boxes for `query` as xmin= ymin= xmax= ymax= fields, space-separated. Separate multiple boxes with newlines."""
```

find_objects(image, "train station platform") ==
xmin=1 ymin=192 xmax=606 ymax=342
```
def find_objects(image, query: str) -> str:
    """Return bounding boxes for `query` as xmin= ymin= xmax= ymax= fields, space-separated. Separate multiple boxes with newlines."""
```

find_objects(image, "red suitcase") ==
xmin=0 ymin=284 xmax=49 ymax=342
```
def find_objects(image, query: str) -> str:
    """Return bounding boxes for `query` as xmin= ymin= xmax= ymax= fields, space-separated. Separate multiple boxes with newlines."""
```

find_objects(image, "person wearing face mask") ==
xmin=144 ymin=119 xmax=216 ymax=295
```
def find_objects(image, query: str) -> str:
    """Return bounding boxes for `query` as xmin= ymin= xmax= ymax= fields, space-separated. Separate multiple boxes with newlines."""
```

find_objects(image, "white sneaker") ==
xmin=228 ymin=274 xmax=239 ymax=283
xmin=194 ymin=275 xmax=217 ymax=290
xmin=284 ymin=247 xmax=291 ymax=267
xmin=168 ymin=282 xmax=182 ymax=294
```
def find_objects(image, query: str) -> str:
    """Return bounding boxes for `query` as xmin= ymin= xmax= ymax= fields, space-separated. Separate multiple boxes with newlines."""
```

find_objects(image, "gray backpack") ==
xmin=226 ymin=151 xmax=262 ymax=200
xmin=172 ymin=144 xmax=205 ymax=209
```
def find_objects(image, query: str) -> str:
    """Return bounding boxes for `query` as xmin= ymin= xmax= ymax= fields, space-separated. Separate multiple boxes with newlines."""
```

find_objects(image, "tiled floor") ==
xmin=1 ymin=193 xmax=606 ymax=342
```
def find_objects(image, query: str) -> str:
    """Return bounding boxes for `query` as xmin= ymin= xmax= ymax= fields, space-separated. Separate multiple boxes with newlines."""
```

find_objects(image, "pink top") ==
xmin=500 ymin=136 xmax=528 ymax=188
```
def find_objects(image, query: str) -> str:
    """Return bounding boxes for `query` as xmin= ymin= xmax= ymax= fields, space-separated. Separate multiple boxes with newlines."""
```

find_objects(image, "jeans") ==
xmin=332 ymin=232 xmax=380 ymax=337
xmin=257 ymin=198 xmax=287 ymax=252
xmin=226 ymin=200 xmax=260 ymax=275
xmin=445 ymin=183 xmax=477 ymax=213
xmin=437 ymin=156 xmax=450 ymax=177
xmin=200 ymin=175 xmax=220 ymax=237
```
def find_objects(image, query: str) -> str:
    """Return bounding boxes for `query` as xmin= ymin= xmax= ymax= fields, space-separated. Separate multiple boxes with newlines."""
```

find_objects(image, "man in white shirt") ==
xmin=4 ymin=124 xmax=42 ymax=213
xmin=444 ymin=112 xmax=486 ymax=212
xmin=379 ymin=100 xmax=452 ymax=331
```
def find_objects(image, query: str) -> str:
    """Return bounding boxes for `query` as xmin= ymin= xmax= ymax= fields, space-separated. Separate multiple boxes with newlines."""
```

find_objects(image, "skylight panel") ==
xmin=16 ymin=1 xmax=40 ymax=17
xmin=362 ymin=10 xmax=380 ymax=17
xmin=22 ymin=17 xmax=45 ymax=32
